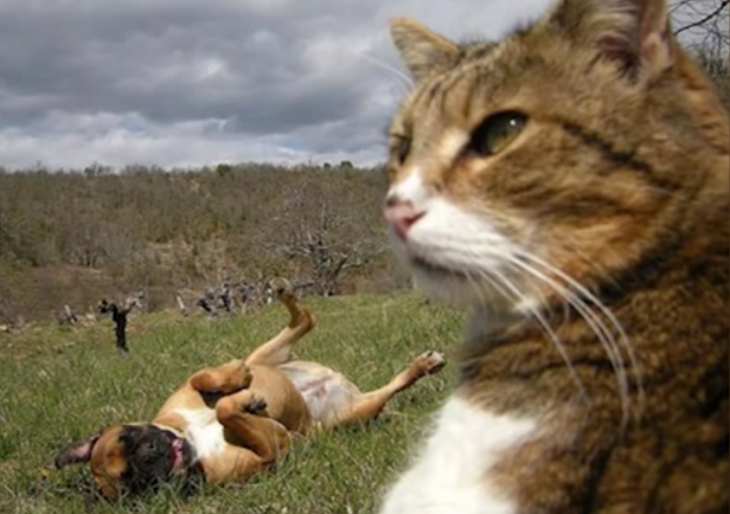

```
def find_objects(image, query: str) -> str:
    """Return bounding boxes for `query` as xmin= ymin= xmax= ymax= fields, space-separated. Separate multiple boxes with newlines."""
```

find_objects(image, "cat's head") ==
xmin=385 ymin=0 xmax=726 ymax=311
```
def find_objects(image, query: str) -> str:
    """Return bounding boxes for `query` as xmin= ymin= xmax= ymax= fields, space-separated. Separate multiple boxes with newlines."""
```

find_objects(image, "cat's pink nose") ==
xmin=384 ymin=196 xmax=425 ymax=239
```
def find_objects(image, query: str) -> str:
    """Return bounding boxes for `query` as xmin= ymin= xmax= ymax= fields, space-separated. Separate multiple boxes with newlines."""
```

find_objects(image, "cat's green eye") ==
xmin=469 ymin=111 xmax=528 ymax=157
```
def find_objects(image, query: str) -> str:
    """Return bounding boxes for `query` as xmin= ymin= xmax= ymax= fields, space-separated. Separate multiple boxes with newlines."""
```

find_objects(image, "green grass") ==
xmin=0 ymin=293 xmax=464 ymax=514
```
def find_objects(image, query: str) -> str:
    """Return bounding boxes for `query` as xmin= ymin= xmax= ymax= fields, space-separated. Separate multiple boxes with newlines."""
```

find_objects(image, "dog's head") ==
xmin=55 ymin=424 xmax=198 ymax=500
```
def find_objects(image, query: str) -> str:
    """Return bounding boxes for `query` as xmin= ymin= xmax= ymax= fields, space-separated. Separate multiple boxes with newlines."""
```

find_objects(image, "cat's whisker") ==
xmin=505 ymin=255 xmax=630 ymax=427
xmin=464 ymin=269 xmax=514 ymax=334
xmin=485 ymin=267 xmax=590 ymax=407
xmin=513 ymin=250 xmax=644 ymax=402
xmin=356 ymin=52 xmax=413 ymax=96
xmin=519 ymin=269 xmax=553 ymax=320
xmin=549 ymin=243 xmax=623 ymax=293
xmin=461 ymin=243 xmax=551 ymax=311
xmin=464 ymin=269 xmax=491 ymax=308
xmin=511 ymin=250 xmax=645 ymax=426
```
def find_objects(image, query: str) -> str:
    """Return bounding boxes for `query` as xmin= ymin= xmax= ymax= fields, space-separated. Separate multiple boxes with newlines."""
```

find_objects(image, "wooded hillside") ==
xmin=0 ymin=163 xmax=408 ymax=324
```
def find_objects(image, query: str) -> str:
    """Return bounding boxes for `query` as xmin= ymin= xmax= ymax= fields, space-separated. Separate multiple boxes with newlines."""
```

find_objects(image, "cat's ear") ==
xmin=390 ymin=18 xmax=461 ymax=83
xmin=546 ymin=0 xmax=673 ymax=78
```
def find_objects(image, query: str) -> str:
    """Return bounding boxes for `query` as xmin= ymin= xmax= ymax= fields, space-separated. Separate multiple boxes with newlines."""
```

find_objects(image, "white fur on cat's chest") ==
xmin=379 ymin=396 xmax=536 ymax=514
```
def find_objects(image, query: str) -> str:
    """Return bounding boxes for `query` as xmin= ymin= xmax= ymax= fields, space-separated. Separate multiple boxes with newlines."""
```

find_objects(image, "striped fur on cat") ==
xmin=380 ymin=0 xmax=728 ymax=512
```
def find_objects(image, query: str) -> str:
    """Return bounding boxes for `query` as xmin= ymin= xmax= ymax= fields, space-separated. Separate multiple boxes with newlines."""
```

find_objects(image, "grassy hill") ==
xmin=0 ymin=292 xmax=464 ymax=514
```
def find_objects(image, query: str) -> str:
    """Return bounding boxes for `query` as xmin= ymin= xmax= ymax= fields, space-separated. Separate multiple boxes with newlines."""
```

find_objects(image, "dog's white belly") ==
xmin=278 ymin=361 xmax=361 ymax=423
xmin=175 ymin=407 xmax=227 ymax=460
xmin=378 ymin=396 xmax=536 ymax=514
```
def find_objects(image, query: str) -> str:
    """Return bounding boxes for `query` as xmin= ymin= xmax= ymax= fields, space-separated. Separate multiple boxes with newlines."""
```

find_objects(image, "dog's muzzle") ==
xmin=118 ymin=424 xmax=197 ymax=495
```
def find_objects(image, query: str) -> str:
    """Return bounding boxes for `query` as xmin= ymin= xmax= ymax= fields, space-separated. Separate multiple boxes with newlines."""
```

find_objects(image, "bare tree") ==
xmin=57 ymin=304 xmax=79 ymax=326
xmin=98 ymin=298 xmax=138 ymax=353
xmin=124 ymin=291 xmax=145 ymax=312
xmin=273 ymin=197 xmax=384 ymax=297
xmin=236 ymin=274 xmax=271 ymax=312
xmin=196 ymin=289 xmax=218 ymax=317
xmin=671 ymin=0 xmax=730 ymax=107
xmin=672 ymin=0 xmax=729 ymax=46
xmin=219 ymin=279 xmax=233 ymax=313
xmin=194 ymin=279 xmax=240 ymax=317
xmin=176 ymin=294 xmax=189 ymax=317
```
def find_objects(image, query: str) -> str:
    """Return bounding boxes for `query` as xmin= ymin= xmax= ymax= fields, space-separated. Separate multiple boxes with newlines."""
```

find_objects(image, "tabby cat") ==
xmin=379 ymin=0 xmax=728 ymax=512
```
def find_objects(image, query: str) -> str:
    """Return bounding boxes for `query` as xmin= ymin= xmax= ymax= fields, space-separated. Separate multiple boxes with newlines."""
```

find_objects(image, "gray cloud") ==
xmin=0 ymin=0 xmax=554 ymax=169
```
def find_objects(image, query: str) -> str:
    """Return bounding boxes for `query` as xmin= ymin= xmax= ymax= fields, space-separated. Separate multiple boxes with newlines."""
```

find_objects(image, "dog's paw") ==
xmin=412 ymin=350 xmax=446 ymax=376
xmin=243 ymin=395 xmax=268 ymax=415
xmin=234 ymin=362 xmax=254 ymax=390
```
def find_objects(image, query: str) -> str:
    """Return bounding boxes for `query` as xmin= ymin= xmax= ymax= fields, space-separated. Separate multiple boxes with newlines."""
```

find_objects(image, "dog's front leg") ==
xmin=215 ymin=391 xmax=292 ymax=465
xmin=189 ymin=359 xmax=253 ymax=395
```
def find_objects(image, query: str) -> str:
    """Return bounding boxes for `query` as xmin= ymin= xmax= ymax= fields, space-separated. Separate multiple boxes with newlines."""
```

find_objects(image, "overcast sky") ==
xmin=0 ymin=0 xmax=557 ymax=170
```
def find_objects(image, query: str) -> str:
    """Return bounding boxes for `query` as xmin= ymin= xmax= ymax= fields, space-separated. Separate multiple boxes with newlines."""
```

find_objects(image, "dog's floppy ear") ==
xmin=55 ymin=435 xmax=100 ymax=469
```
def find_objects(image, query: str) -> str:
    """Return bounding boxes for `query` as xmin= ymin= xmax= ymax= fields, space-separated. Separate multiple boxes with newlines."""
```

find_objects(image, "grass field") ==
xmin=0 ymin=292 xmax=464 ymax=514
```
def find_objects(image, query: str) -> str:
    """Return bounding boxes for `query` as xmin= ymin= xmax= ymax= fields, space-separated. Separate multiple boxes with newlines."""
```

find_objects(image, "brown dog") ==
xmin=55 ymin=278 xmax=445 ymax=500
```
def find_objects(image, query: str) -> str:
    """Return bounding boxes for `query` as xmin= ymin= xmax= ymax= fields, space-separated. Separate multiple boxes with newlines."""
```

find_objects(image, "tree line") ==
xmin=0 ymin=163 xmax=410 ymax=324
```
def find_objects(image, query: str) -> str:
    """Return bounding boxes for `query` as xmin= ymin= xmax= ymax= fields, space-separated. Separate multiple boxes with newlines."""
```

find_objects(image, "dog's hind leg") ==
xmin=320 ymin=350 xmax=446 ymax=430
xmin=245 ymin=279 xmax=316 ymax=367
